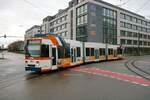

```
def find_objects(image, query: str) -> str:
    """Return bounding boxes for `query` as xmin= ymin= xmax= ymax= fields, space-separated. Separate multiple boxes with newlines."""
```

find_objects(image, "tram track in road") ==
xmin=125 ymin=57 xmax=150 ymax=81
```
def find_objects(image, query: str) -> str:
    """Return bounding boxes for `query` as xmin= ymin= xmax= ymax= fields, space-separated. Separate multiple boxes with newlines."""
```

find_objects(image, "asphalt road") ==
xmin=0 ymin=52 xmax=150 ymax=100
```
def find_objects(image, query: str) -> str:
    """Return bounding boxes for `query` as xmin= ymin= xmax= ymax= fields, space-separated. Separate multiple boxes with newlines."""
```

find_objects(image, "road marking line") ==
xmin=72 ymin=67 xmax=150 ymax=87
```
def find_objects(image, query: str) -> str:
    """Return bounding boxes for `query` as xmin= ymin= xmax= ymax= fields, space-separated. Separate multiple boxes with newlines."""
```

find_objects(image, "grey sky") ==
xmin=0 ymin=0 xmax=150 ymax=46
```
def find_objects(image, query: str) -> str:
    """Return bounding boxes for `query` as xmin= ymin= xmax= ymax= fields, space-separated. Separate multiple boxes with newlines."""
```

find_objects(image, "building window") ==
xmin=120 ymin=22 xmax=125 ymax=27
xmin=142 ymin=27 xmax=147 ymax=32
xmin=127 ymin=40 xmax=132 ymax=45
xmin=132 ymin=25 xmax=137 ymax=30
xmin=133 ymin=32 xmax=138 ymax=37
xmin=142 ymin=21 xmax=147 ymax=26
xmin=62 ymin=17 xmax=65 ymax=21
xmin=147 ymin=22 xmax=150 ymax=27
xmin=58 ymin=26 xmax=61 ymax=31
xmin=120 ymin=13 xmax=125 ymax=19
xmin=132 ymin=17 xmax=137 ymax=23
xmin=139 ymin=34 xmax=143 ymax=38
xmin=148 ymin=42 xmax=150 ymax=46
xmin=76 ymin=25 xmax=87 ymax=42
xmin=133 ymin=40 xmax=137 ymax=45
xmin=127 ymin=31 xmax=132 ymax=37
xmin=126 ymin=23 xmax=132 ymax=29
xmin=55 ymin=27 xmax=58 ymax=32
xmin=76 ymin=26 xmax=87 ymax=36
xmin=137 ymin=26 xmax=142 ymax=31
xmin=61 ymin=32 xmax=65 ymax=37
xmin=140 ymin=41 xmax=143 ymax=45
xmin=148 ymin=29 xmax=150 ymax=33
xmin=77 ymin=4 xmax=87 ymax=16
xmin=137 ymin=19 xmax=142 ymax=24
xmin=50 ymin=28 xmax=54 ymax=33
xmin=103 ymin=8 xmax=117 ymax=19
xmin=65 ymin=23 xmax=67 ymax=28
xmin=120 ymin=39 xmax=126 ymax=44
xmin=77 ymin=14 xmax=87 ymax=25
xmin=125 ymin=15 xmax=132 ymax=21
xmin=50 ymin=22 xmax=54 ymax=26
xmin=144 ymin=35 xmax=147 ymax=39
xmin=120 ymin=30 xmax=126 ymax=36
xmin=103 ymin=8 xmax=117 ymax=45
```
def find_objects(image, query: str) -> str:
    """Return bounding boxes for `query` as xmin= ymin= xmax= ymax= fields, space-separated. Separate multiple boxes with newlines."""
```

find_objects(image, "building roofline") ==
xmin=94 ymin=0 xmax=145 ymax=19
xmin=25 ymin=25 xmax=41 ymax=33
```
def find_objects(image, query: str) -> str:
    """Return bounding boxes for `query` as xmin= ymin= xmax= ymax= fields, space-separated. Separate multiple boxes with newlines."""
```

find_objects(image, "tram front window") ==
xmin=27 ymin=45 xmax=41 ymax=58
xmin=26 ymin=40 xmax=49 ymax=58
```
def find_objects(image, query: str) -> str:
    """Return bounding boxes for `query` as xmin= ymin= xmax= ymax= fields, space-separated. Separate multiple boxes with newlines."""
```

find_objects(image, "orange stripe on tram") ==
xmin=26 ymin=58 xmax=50 ymax=60
xmin=48 ymin=35 xmax=59 ymax=46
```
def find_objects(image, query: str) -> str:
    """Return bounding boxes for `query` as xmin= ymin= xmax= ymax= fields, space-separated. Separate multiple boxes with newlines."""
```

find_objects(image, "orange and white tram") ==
xmin=25 ymin=34 xmax=123 ymax=72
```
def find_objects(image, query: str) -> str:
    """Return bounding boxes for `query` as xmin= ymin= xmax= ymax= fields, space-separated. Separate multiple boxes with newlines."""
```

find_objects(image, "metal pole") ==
xmin=106 ymin=28 xmax=108 ymax=60
xmin=138 ymin=32 xmax=140 ymax=56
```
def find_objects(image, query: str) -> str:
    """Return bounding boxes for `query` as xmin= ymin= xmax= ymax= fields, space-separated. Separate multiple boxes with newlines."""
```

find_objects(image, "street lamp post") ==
xmin=138 ymin=32 xmax=140 ymax=56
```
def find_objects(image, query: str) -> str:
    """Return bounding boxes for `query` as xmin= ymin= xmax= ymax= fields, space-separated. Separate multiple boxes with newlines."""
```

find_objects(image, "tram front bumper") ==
xmin=25 ymin=66 xmax=41 ymax=72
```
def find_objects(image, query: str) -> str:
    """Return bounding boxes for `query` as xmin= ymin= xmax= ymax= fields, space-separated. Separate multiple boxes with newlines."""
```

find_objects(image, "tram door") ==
xmin=71 ymin=48 xmax=76 ymax=63
xmin=52 ymin=47 xmax=57 ymax=66
xmin=95 ymin=49 xmax=99 ymax=59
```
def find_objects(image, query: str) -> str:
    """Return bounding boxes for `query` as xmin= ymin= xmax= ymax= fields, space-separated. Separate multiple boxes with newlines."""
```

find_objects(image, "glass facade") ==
xmin=76 ymin=4 xmax=88 ymax=42
xmin=103 ymin=7 xmax=117 ymax=45
xmin=77 ymin=4 xmax=87 ymax=16
xmin=77 ymin=15 xmax=87 ymax=25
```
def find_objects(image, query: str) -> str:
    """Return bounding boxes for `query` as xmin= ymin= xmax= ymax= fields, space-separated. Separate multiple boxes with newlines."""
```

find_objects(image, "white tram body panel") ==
xmin=84 ymin=42 xmax=106 ymax=62
xmin=25 ymin=35 xmax=123 ymax=72
xmin=65 ymin=39 xmax=83 ymax=66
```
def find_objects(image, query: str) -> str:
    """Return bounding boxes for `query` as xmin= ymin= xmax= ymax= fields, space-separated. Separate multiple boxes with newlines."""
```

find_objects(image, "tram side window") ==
xmin=117 ymin=48 xmax=122 ymax=54
xmin=77 ymin=47 xmax=81 ymax=57
xmin=58 ymin=46 xmax=64 ymax=58
xmin=114 ymin=50 xmax=117 ymax=57
xmin=100 ymin=48 xmax=105 ymax=55
xmin=41 ymin=45 xmax=49 ymax=57
xmin=108 ymin=49 xmax=113 ymax=55
xmin=91 ymin=48 xmax=94 ymax=56
xmin=64 ymin=49 xmax=70 ymax=58
xmin=102 ymin=49 xmax=105 ymax=55
xmin=86 ymin=48 xmax=90 ymax=56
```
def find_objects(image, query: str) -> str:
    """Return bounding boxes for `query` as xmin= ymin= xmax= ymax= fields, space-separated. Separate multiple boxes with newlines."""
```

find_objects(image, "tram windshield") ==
xmin=26 ymin=40 xmax=50 ymax=58
xmin=26 ymin=40 xmax=41 ymax=58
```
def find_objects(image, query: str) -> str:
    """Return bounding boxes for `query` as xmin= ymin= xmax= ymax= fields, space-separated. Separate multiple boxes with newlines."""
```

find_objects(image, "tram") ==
xmin=25 ymin=34 xmax=123 ymax=72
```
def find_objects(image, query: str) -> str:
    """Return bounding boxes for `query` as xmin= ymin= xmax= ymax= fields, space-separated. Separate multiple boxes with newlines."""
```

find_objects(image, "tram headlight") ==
xmin=36 ymin=61 xmax=40 ymax=67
